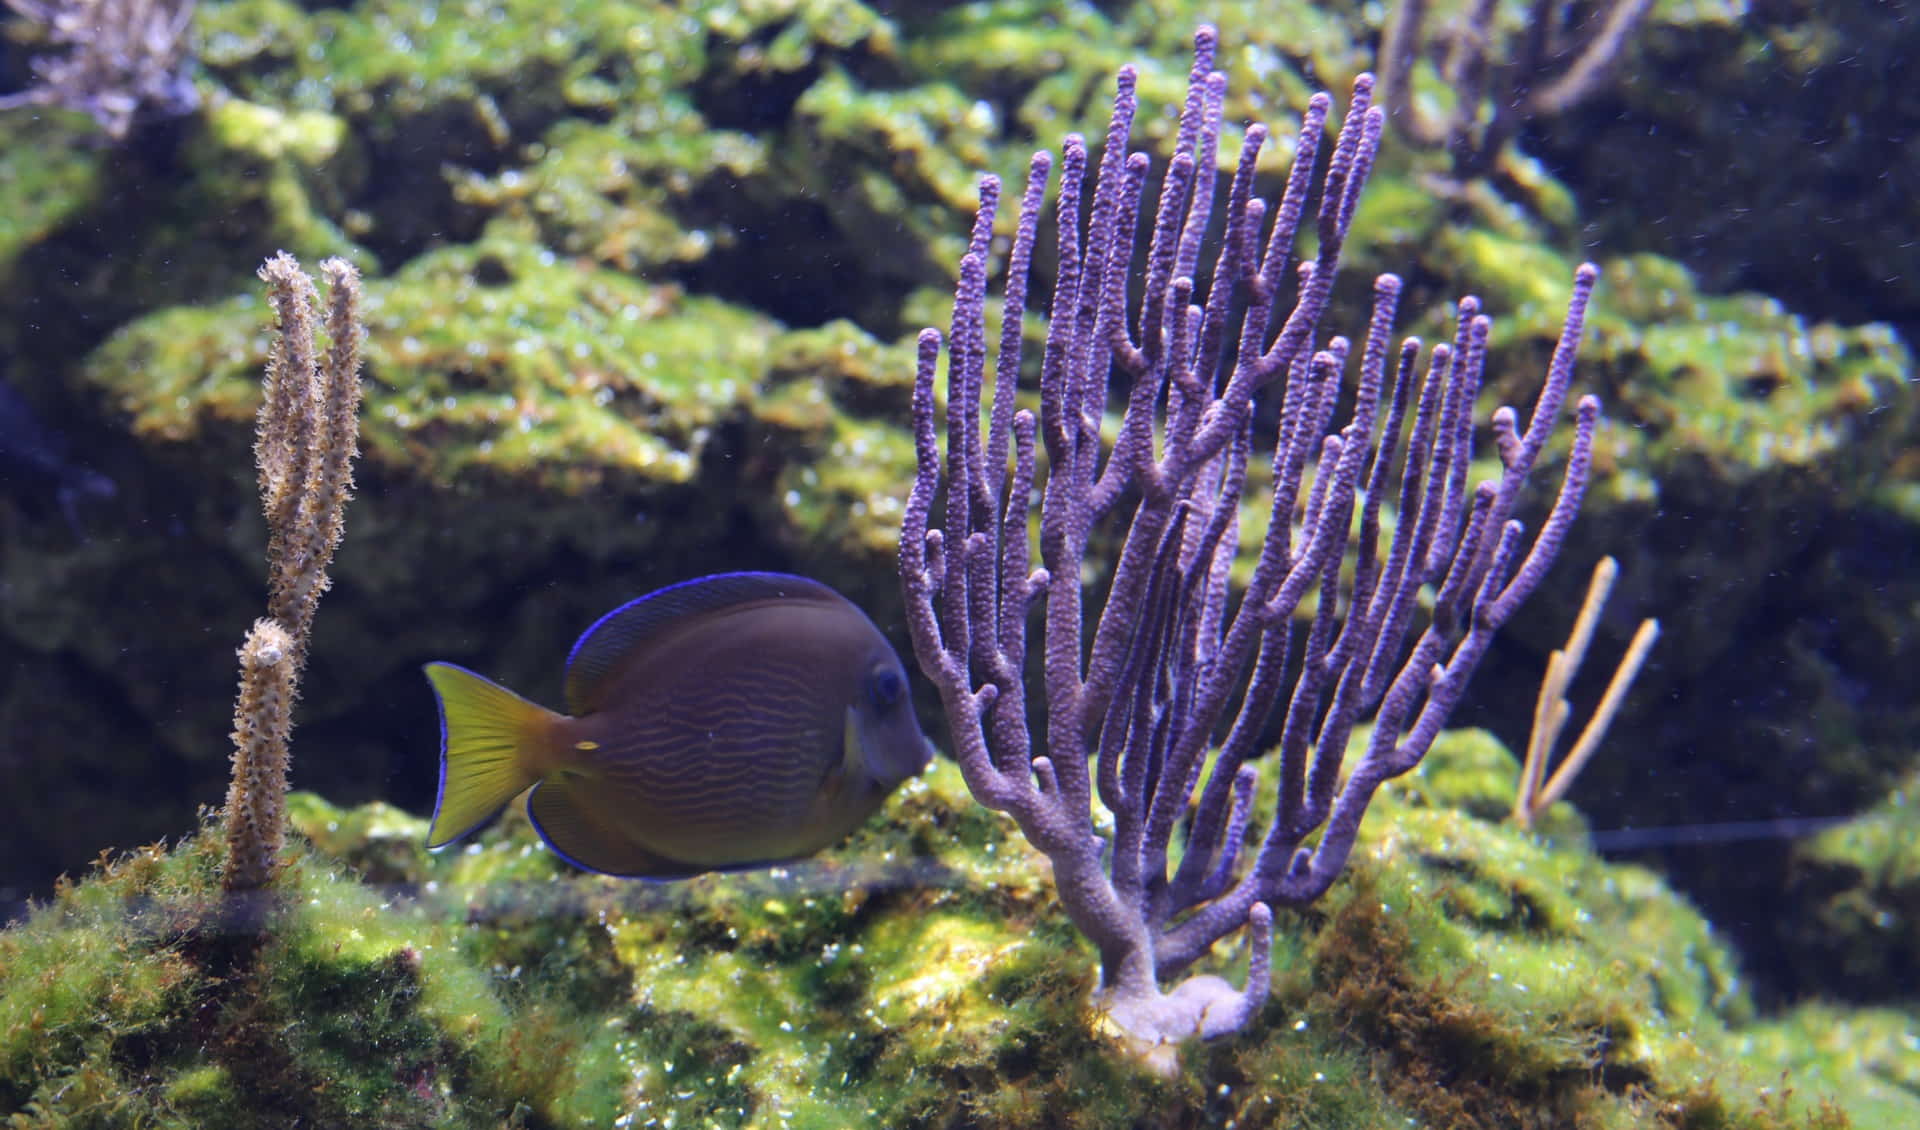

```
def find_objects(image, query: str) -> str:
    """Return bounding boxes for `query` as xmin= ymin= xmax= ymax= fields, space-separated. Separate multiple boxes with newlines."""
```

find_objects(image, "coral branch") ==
xmin=900 ymin=25 xmax=1601 ymax=1060
xmin=0 ymin=0 xmax=199 ymax=140
xmin=221 ymin=253 xmax=365 ymax=892
xmin=222 ymin=618 xmax=294 ymax=890
xmin=1377 ymin=0 xmax=1654 ymax=177
xmin=1516 ymin=556 xmax=1660 ymax=828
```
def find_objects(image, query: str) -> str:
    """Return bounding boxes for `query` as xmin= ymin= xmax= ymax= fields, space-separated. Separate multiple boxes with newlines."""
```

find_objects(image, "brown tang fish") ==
xmin=422 ymin=572 xmax=932 ymax=878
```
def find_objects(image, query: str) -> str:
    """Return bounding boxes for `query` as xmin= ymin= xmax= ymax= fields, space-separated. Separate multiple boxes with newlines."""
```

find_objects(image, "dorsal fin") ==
xmin=562 ymin=571 xmax=843 ymax=715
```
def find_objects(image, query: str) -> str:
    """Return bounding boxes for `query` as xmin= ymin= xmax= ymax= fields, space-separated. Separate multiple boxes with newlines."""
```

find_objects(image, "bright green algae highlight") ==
xmin=4 ymin=741 xmax=1900 ymax=1127
xmin=193 ymin=94 xmax=367 ymax=265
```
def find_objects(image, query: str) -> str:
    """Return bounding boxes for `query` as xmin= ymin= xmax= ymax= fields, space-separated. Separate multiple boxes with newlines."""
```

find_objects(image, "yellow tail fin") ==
xmin=423 ymin=662 xmax=557 ymax=848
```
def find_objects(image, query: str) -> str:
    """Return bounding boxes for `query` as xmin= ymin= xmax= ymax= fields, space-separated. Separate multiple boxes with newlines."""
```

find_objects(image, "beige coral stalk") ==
xmin=221 ymin=252 xmax=364 ymax=892
xmin=223 ymin=619 xmax=295 ymax=889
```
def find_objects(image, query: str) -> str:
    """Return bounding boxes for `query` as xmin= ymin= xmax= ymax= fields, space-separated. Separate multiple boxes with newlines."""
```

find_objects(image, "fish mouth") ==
xmin=888 ymin=733 xmax=936 ymax=784
xmin=849 ymin=704 xmax=937 ymax=787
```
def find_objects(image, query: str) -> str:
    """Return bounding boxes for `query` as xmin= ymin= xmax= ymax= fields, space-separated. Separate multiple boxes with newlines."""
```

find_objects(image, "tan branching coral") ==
xmin=221 ymin=253 xmax=364 ymax=891
xmin=1513 ymin=555 xmax=1660 ymax=830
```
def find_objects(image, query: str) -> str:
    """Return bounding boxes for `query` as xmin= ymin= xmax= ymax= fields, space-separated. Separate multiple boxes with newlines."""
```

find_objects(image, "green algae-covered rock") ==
xmin=5 ymin=735 xmax=1902 ymax=1126
xmin=193 ymin=93 xmax=367 ymax=267
xmin=1732 ymin=1004 xmax=1920 ymax=1129
xmin=0 ymin=832 xmax=622 ymax=1127
xmin=1291 ymin=730 xmax=1891 ymax=1129
xmin=1778 ymin=768 xmax=1920 ymax=1000
xmin=0 ymin=119 xmax=102 ymax=332
xmin=754 ymin=319 xmax=920 ymax=568
xmin=86 ymin=224 xmax=775 ymax=492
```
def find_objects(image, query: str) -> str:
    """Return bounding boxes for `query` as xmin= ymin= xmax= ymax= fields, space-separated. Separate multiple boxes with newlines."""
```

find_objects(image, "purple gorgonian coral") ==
xmin=0 ymin=0 xmax=198 ymax=140
xmin=899 ymin=25 xmax=1600 ymax=1063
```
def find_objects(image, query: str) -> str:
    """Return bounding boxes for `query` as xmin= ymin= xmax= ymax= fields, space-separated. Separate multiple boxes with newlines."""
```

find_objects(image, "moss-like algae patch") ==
xmin=4 ymin=739 xmax=1907 ymax=1127
xmin=85 ymin=224 xmax=777 ymax=494
xmin=755 ymin=319 xmax=920 ymax=561
xmin=0 ymin=118 xmax=103 ymax=309
xmin=1777 ymin=766 xmax=1920 ymax=1002
xmin=0 ymin=831 xmax=628 ymax=1127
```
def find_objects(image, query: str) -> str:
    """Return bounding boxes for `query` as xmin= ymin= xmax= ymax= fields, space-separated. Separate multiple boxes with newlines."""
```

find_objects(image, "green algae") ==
xmin=1341 ymin=185 xmax=1915 ymax=514
xmin=196 ymin=94 xmax=366 ymax=262
xmin=203 ymin=0 xmax=695 ymax=123
xmin=784 ymin=64 xmax=999 ymax=283
xmin=903 ymin=2 xmax=1366 ymax=152
xmin=84 ymin=224 xmax=776 ymax=492
xmin=1732 ymin=1004 xmax=1920 ymax=1128
xmin=1368 ymin=731 xmax=1754 ymax=1053
xmin=0 ymin=845 xmax=206 ymax=1115
xmin=0 ymin=820 xmax=624 ymax=1127
xmin=0 ymin=118 xmax=103 ymax=307
xmin=39 ymin=0 xmax=1909 ymax=588
xmin=1581 ymin=254 xmax=1911 ymax=500
xmin=77 ymin=225 xmax=930 ymax=565
xmin=453 ymin=117 xmax=768 ymax=274
xmin=1776 ymin=767 xmax=1920 ymax=1001
xmin=756 ymin=319 xmax=920 ymax=561
xmin=7 ymin=736 xmax=1906 ymax=1127
xmin=1284 ymin=731 xmax=1884 ymax=1129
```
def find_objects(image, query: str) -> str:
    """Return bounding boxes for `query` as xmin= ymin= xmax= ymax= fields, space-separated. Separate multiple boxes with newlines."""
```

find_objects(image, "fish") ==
xmin=422 ymin=571 xmax=933 ymax=878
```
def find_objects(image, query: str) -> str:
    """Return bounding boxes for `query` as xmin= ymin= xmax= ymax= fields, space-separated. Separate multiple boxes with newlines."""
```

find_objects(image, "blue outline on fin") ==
xmin=422 ymin=661 xmax=511 ymax=850
xmin=561 ymin=570 xmax=821 ymax=674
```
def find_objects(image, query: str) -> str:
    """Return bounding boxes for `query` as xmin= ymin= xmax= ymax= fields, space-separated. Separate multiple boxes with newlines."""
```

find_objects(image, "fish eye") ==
xmin=867 ymin=665 xmax=905 ymax=711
